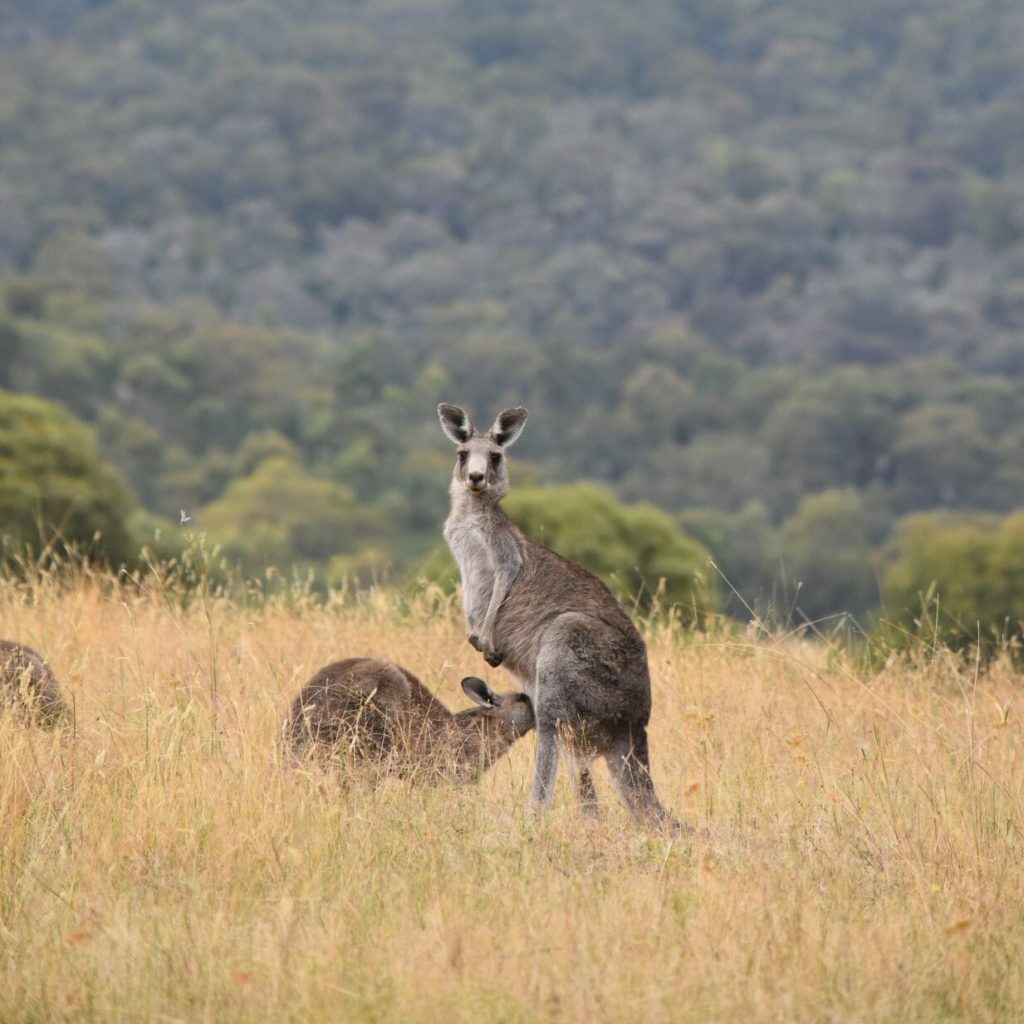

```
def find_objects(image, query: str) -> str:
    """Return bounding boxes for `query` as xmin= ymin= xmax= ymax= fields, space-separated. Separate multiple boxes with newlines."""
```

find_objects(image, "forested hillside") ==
xmin=2 ymin=0 xmax=1024 ymax=631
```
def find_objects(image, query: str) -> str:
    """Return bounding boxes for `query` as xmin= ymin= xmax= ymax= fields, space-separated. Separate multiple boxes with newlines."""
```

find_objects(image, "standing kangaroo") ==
xmin=438 ymin=403 xmax=677 ymax=828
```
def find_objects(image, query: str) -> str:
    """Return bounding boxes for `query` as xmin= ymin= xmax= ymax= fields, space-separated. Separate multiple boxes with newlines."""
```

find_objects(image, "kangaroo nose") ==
xmin=468 ymin=471 xmax=485 ymax=486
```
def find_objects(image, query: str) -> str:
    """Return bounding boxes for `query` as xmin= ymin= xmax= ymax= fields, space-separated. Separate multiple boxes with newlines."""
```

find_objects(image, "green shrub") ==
xmin=0 ymin=390 xmax=135 ymax=564
xmin=879 ymin=510 xmax=1024 ymax=658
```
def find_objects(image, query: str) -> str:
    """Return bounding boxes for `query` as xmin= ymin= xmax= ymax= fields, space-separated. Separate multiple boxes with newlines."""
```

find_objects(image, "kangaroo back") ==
xmin=0 ymin=640 xmax=68 ymax=726
xmin=285 ymin=658 xmax=436 ymax=767
xmin=283 ymin=657 xmax=534 ymax=783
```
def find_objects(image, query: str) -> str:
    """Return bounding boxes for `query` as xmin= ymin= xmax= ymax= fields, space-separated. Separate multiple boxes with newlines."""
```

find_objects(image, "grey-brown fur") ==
xmin=0 ymin=639 xmax=68 ymax=726
xmin=438 ymin=403 xmax=678 ymax=829
xmin=283 ymin=657 xmax=534 ymax=783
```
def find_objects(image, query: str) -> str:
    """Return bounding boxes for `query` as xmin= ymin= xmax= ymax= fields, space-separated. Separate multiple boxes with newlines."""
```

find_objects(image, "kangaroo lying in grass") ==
xmin=0 ymin=639 xmax=68 ymax=726
xmin=283 ymin=657 xmax=535 ymax=783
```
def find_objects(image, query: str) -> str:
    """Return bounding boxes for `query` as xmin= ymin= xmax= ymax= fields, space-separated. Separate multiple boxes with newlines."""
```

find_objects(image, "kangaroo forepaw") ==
xmin=469 ymin=632 xmax=502 ymax=666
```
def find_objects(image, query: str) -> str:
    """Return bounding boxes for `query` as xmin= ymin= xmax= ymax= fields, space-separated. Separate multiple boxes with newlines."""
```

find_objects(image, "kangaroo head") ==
xmin=438 ymin=404 xmax=528 ymax=502
xmin=458 ymin=675 xmax=535 ymax=738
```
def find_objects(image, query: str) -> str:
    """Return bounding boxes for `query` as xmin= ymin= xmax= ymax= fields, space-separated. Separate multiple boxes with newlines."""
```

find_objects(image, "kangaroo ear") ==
xmin=438 ymin=403 xmax=473 ymax=444
xmin=488 ymin=406 xmax=528 ymax=448
xmin=461 ymin=676 xmax=498 ymax=707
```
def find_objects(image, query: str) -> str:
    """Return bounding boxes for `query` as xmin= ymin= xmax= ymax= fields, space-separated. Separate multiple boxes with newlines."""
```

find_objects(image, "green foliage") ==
xmin=880 ymin=511 xmax=1024 ymax=656
xmin=199 ymin=455 xmax=380 ymax=572
xmin=1 ymin=0 xmax=1024 ymax=621
xmin=777 ymin=490 xmax=880 ymax=625
xmin=680 ymin=501 xmax=776 ymax=617
xmin=0 ymin=390 xmax=134 ymax=564
xmin=97 ymin=409 xmax=170 ymax=510
xmin=682 ymin=492 xmax=887 ymax=627
xmin=890 ymin=404 xmax=997 ymax=511
xmin=6 ymin=319 xmax=113 ymax=418
xmin=3 ymin=278 xmax=46 ymax=319
xmin=760 ymin=367 xmax=898 ymax=510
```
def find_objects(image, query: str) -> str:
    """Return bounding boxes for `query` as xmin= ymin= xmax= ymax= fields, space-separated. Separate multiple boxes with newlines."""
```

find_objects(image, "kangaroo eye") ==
xmin=490 ymin=451 xmax=502 ymax=467
xmin=457 ymin=450 xmax=469 ymax=463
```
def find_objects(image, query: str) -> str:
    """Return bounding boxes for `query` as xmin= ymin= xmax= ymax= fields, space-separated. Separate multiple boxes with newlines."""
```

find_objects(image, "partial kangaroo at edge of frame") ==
xmin=438 ymin=403 xmax=682 ymax=832
xmin=0 ymin=639 xmax=68 ymax=727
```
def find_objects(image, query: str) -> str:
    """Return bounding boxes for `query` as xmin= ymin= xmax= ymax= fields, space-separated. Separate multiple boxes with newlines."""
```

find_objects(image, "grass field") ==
xmin=1 ymin=563 xmax=1022 ymax=1023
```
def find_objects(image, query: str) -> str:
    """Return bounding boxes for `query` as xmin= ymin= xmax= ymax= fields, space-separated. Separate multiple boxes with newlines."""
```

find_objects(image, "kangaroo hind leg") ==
xmin=605 ymin=726 xmax=682 ymax=833
xmin=530 ymin=718 xmax=560 ymax=814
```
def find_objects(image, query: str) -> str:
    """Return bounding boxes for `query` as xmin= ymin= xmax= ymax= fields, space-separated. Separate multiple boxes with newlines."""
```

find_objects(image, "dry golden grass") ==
xmin=1 ymin=565 xmax=1022 ymax=1023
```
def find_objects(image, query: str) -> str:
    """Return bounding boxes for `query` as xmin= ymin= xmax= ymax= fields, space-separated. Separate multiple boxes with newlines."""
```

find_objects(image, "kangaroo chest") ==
xmin=444 ymin=519 xmax=496 ymax=628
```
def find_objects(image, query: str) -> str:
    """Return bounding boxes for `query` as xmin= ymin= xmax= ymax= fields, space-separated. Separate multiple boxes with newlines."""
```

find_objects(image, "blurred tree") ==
xmin=890 ymin=403 xmax=995 ymax=510
xmin=3 ymin=278 xmax=47 ymax=320
xmin=679 ymin=500 xmax=777 ymax=618
xmin=5 ymin=320 xmax=113 ymax=419
xmin=32 ymin=233 xmax=113 ymax=296
xmin=96 ymin=408 xmax=167 ymax=511
xmin=881 ymin=511 xmax=1024 ymax=654
xmin=0 ymin=320 xmax=21 ymax=387
xmin=199 ymin=455 xmax=380 ymax=570
xmin=702 ymin=138 xmax=789 ymax=202
xmin=777 ymin=489 xmax=879 ymax=623
xmin=762 ymin=367 xmax=898 ymax=514
xmin=0 ymin=390 xmax=135 ymax=564
xmin=623 ymin=433 xmax=770 ymax=512
xmin=225 ymin=428 xmax=296 ymax=472
xmin=613 ymin=364 xmax=697 ymax=446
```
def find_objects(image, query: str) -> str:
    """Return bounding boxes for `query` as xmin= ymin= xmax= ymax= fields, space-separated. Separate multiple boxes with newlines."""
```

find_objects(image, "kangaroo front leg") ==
xmin=466 ymin=630 xmax=501 ymax=669
xmin=476 ymin=534 xmax=522 ymax=667
xmin=530 ymin=721 xmax=560 ymax=813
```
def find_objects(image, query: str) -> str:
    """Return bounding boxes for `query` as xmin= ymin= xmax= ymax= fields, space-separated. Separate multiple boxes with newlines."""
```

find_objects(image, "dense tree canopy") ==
xmin=0 ymin=0 xmax=1022 ymax=642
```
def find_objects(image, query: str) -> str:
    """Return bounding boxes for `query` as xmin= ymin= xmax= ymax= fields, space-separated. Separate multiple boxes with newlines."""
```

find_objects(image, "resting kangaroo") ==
xmin=438 ymin=403 xmax=677 ymax=828
xmin=0 ymin=639 xmax=68 ymax=726
xmin=284 ymin=657 xmax=534 ymax=783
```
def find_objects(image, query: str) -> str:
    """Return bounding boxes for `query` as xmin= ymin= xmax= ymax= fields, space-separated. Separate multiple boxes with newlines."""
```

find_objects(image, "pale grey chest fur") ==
xmin=444 ymin=518 xmax=495 ymax=630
